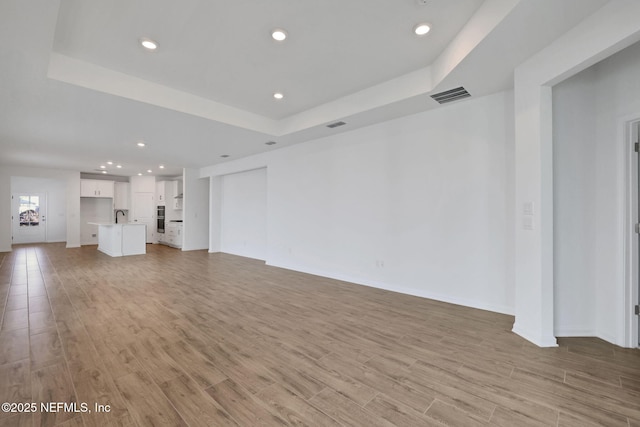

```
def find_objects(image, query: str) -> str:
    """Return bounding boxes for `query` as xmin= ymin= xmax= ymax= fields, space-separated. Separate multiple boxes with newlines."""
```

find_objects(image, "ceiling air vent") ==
xmin=430 ymin=86 xmax=471 ymax=104
xmin=326 ymin=121 xmax=346 ymax=129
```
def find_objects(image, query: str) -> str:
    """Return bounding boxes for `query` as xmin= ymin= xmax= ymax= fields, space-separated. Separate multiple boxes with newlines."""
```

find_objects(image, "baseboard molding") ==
xmin=595 ymin=329 xmax=620 ymax=347
xmin=65 ymin=244 xmax=81 ymax=248
xmin=512 ymin=323 xmax=558 ymax=347
xmin=266 ymin=259 xmax=514 ymax=316
xmin=554 ymin=328 xmax=596 ymax=337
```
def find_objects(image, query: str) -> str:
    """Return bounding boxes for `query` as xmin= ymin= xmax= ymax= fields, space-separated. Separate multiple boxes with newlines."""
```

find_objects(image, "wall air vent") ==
xmin=326 ymin=121 xmax=346 ymax=129
xmin=265 ymin=141 xmax=277 ymax=145
xmin=430 ymin=86 xmax=471 ymax=104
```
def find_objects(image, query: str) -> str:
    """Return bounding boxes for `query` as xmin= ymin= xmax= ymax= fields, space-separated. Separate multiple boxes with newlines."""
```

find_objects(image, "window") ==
xmin=19 ymin=195 xmax=40 ymax=227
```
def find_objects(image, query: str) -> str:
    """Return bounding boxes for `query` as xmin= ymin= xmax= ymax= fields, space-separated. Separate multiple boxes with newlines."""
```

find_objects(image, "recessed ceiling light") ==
xmin=413 ymin=23 xmax=431 ymax=36
xmin=159 ymin=165 xmax=165 ymax=169
xmin=116 ymin=164 xmax=122 ymax=168
xmin=273 ymin=92 xmax=284 ymax=100
xmin=137 ymin=173 xmax=142 ymax=176
xmin=271 ymin=29 xmax=288 ymax=42
xmin=100 ymin=165 xmax=106 ymax=169
xmin=140 ymin=38 xmax=158 ymax=51
xmin=107 ymin=161 xmax=113 ymax=165
xmin=137 ymin=141 xmax=146 ymax=147
xmin=102 ymin=171 xmax=108 ymax=174
xmin=147 ymin=169 xmax=152 ymax=173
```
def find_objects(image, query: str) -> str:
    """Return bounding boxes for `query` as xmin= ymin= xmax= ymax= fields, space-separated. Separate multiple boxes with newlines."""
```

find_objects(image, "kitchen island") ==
xmin=88 ymin=222 xmax=146 ymax=257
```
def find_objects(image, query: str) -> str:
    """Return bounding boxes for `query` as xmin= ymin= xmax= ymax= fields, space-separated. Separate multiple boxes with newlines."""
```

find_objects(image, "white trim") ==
xmin=266 ymin=260 xmax=515 ymax=316
xmin=554 ymin=328 xmax=596 ymax=337
xmin=512 ymin=322 xmax=558 ymax=348
xmin=622 ymin=114 xmax=640 ymax=348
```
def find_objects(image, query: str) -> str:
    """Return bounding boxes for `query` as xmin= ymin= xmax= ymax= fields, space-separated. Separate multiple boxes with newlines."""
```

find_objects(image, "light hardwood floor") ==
xmin=0 ymin=243 xmax=639 ymax=427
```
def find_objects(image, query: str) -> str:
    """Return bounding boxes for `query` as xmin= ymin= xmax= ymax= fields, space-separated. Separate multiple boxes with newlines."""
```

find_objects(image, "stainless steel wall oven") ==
xmin=157 ymin=206 xmax=165 ymax=233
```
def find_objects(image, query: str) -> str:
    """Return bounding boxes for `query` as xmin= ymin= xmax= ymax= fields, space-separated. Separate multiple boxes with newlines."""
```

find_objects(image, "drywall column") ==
xmin=208 ymin=175 xmax=222 ymax=253
xmin=513 ymin=1 xmax=640 ymax=347
xmin=513 ymin=83 xmax=556 ymax=347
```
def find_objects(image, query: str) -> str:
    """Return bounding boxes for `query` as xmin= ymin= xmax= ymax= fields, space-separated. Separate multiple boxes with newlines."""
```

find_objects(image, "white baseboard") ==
xmin=266 ymin=259 xmax=514 ymax=316
xmin=512 ymin=323 xmax=558 ymax=347
xmin=554 ymin=328 xmax=596 ymax=337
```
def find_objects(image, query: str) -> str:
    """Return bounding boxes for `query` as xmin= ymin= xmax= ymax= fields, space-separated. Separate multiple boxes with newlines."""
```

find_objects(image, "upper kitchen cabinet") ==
xmin=156 ymin=181 xmax=166 ymax=206
xmin=114 ymin=182 xmax=130 ymax=210
xmin=173 ymin=180 xmax=183 ymax=210
xmin=157 ymin=180 xmax=183 ymax=210
xmin=80 ymin=179 xmax=114 ymax=198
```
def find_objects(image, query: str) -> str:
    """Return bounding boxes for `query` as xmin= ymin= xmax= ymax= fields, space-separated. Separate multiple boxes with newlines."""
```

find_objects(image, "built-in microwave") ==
xmin=157 ymin=206 xmax=165 ymax=233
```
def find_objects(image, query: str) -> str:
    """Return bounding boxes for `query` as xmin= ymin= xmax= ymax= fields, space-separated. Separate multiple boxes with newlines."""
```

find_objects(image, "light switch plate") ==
xmin=523 ymin=201 xmax=534 ymax=215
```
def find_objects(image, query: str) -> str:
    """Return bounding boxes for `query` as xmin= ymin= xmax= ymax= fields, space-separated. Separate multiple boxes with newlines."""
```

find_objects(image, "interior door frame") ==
xmin=12 ymin=192 xmax=47 ymax=244
xmin=623 ymin=115 xmax=640 ymax=348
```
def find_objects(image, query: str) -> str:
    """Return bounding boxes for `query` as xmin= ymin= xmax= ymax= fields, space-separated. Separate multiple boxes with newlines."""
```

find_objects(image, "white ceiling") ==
xmin=0 ymin=0 xmax=609 ymax=178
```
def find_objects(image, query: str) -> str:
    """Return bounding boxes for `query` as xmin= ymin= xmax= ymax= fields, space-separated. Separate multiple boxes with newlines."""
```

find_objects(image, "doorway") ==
xmin=634 ymin=120 xmax=640 ymax=347
xmin=12 ymin=193 xmax=47 ymax=244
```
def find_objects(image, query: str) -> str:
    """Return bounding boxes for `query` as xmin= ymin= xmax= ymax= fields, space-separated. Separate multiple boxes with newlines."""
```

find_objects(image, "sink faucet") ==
xmin=115 ymin=210 xmax=126 ymax=224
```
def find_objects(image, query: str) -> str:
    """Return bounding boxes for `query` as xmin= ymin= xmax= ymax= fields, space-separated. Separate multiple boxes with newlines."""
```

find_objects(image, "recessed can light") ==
xmin=107 ymin=161 xmax=113 ymax=165
xmin=140 ymin=38 xmax=158 ymax=50
xmin=137 ymin=141 xmax=146 ymax=147
xmin=100 ymin=165 xmax=106 ymax=169
xmin=273 ymin=92 xmax=284 ymax=100
xmin=116 ymin=164 xmax=122 ymax=168
xmin=159 ymin=165 xmax=165 ymax=169
xmin=137 ymin=173 xmax=143 ymax=176
xmin=147 ymin=169 xmax=152 ymax=173
xmin=413 ymin=23 xmax=431 ymax=36
xmin=102 ymin=171 xmax=108 ymax=174
xmin=271 ymin=29 xmax=288 ymax=42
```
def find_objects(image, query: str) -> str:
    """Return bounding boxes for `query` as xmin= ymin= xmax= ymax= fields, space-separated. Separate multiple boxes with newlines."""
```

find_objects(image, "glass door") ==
xmin=12 ymin=193 xmax=47 ymax=244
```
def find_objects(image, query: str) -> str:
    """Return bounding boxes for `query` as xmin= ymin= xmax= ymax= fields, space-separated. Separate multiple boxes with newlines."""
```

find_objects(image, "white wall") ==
xmin=0 ymin=166 xmax=81 ymax=251
xmin=554 ymin=41 xmax=640 ymax=344
xmin=182 ymin=168 xmax=209 ymax=251
xmin=593 ymin=41 xmax=640 ymax=345
xmin=204 ymin=91 xmax=516 ymax=314
xmin=11 ymin=176 xmax=67 ymax=243
xmin=80 ymin=198 xmax=113 ymax=245
xmin=553 ymin=67 xmax=598 ymax=336
xmin=513 ymin=0 xmax=640 ymax=347
xmin=220 ymin=168 xmax=267 ymax=260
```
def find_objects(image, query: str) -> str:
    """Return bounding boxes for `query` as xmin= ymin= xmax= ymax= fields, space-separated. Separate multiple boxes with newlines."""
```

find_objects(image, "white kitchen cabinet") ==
xmin=131 ymin=192 xmax=154 ymax=243
xmin=173 ymin=195 xmax=183 ymax=210
xmin=172 ymin=180 xmax=183 ymax=210
xmin=81 ymin=179 xmax=114 ymax=198
xmin=156 ymin=181 xmax=166 ymax=206
xmin=162 ymin=222 xmax=182 ymax=248
xmin=114 ymin=182 xmax=130 ymax=210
